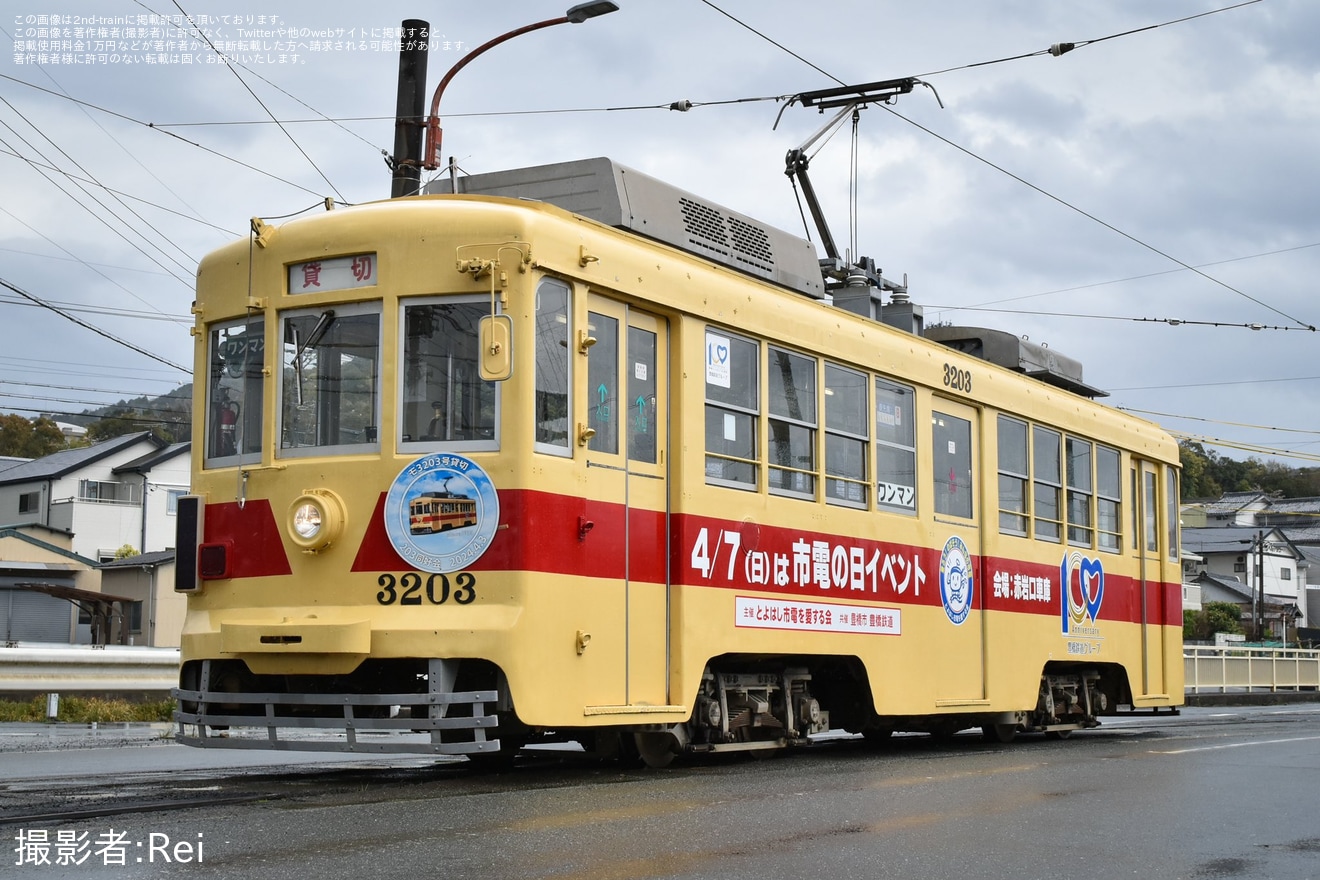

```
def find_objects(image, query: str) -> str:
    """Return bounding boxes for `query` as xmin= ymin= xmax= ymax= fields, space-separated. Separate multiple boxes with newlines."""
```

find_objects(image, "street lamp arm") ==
xmin=421 ymin=3 xmax=618 ymax=173
xmin=424 ymin=17 xmax=569 ymax=171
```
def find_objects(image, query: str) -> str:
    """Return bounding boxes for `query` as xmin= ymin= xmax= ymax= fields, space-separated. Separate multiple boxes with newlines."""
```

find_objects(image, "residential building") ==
xmin=0 ymin=432 xmax=189 ymax=562
xmin=1182 ymin=525 xmax=1306 ymax=636
xmin=0 ymin=523 xmax=103 ymax=643
xmin=98 ymin=551 xmax=184 ymax=647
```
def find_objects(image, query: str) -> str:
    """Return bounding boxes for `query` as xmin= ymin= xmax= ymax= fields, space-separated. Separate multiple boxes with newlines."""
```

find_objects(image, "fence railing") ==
xmin=0 ymin=643 xmax=178 ymax=694
xmin=1184 ymin=645 xmax=1320 ymax=694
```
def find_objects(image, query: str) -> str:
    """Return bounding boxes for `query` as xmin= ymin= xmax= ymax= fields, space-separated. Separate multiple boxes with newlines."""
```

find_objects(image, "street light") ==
xmin=422 ymin=2 xmax=619 ymax=172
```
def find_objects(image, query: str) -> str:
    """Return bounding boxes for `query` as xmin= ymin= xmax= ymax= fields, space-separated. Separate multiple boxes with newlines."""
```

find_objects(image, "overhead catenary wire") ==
xmin=0 ymin=74 xmax=336 ymax=200
xmin=0 ymin=146 xmax=237 ymax=236
xmin=922 ymin=304 xmax=1309 ymax=333
xmin=702 ymin=0 xmax=1313 ymax=333
xmin=0 ymin=277 xmax=190 ymax=375
xmin=1166 ymin=431 xmax=1320 ymax=465
xmin=168 ymin=0 xmax=346 ymax=203
xmin=0 ymin=104 xmax=197 ymax=288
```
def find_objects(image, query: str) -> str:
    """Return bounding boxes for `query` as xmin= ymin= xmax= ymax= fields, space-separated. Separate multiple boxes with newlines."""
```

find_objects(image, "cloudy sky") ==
xmin=3 ymin=0 xmax=1318 ymax=467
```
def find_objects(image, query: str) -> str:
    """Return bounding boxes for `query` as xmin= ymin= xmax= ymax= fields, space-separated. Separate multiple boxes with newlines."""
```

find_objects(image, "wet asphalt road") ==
xmin=4 ymin=704 xmax=1320 ymax=880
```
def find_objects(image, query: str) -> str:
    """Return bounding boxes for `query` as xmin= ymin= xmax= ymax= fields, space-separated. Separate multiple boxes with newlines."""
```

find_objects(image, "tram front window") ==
xmin=205 ymin=319 xmax=265 ymax=466
xmin=279 ymin=308 xmax=380 ymax=454
xmin=400 ymin=301 xmax=496 ymax=449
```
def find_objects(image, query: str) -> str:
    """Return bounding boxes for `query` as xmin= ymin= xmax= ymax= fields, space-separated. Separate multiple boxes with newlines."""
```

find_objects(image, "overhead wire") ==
xmin=0 ymin=74 xmax=337 ymax=200
xmin=0 ymin=22 xmax=215 ymax=232
xmin=701 ymin=0 xmax=1313 ymax=332
xmin=921 ymin=304 xmax=1308 ymax=332
xmin=0 ymin=203 xmax=195 ymax=330
xmin=0 ymin=277 xmax=190 ymax=374
xmin=0 ymin=146 xmax=237 ymax=235
xmin=1120 ymin=408 xmax=1320 ymax=439
xmin=0 ymin=102 xmax=197 ymax=287
xmin=167 ymin=0 xmax=345 ymax=202
xmin=1112 ymin=375 xmax=1320 ymax=392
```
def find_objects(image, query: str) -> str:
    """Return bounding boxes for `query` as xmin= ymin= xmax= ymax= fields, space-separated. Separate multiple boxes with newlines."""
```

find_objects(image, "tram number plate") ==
xmin=942 ymin=363 xmax=972 ymax=393
xmin=376 ymin=572 xmax=476 ymax=606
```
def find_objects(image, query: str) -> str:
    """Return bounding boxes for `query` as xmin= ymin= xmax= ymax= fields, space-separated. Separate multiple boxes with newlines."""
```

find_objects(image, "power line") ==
xmin=1112 ymin=375 xmax=1320 ymax=392
xmin=0 ymin=101 xmax=197 ymax=288
xmin=0 ymin=378 xmax=188 ymax=399
xmin=0 ymin=294 xmax=189 ymax=324
xmin=1168 ymin=431 xmax=1320 ymax=465
xmin=0 ymin=204 xmax=193 ymax=325
xmin=0 ymin=277 xmax=190 ymax=374
xmin=956 ymin=242 xmax=1320 ymax=311
xmin=0 ymin=73 xmax=335 ymax=200
xmin=0 ymin=404 xmax=188 ymax=430
xmin=912 ymin=0 xmax=1266 ymax=78
xmin=1121 ymin=408 xmax=1320 ymax=439
xmin=2 ymin=21 xmax=217 ymax=235
xmin=168 ymin=0 xmax=346 ymax=203
xmin=923 ymin=304 xmax=1309 ymax=332
xmin=702 ymin=0 xmax=1314 ymax=332
xmin=0 ymin=146 xmax=236 ymax=235
xmin=881 ymin=104 xmax=1316 ymax=332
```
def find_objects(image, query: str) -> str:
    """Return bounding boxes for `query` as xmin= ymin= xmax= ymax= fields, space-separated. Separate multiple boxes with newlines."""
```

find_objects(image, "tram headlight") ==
xmin=287 ymin=490 xmax=346 ymax=553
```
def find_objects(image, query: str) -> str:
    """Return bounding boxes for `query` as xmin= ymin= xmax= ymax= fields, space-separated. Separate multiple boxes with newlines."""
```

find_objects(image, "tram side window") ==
xmin=704 ymin=330 xmax=759 ymax=489
xmin=586 ymin=310 xmax=620 ymax=454
xmin=824 ymin=363 xmax=868 ymax=508
xmin=206 ymin=319 xmax=265 ymax=465
xmin=1144 ymin=470 xmax=1159 ymax=553
xmin=932 ymin=410 xmax=972 ymax=519
xmin=997 ymin=416 xmax=1029 ymax=535
xmin=400 ymin=301 xmax=496 ymax=449
xmin=279 ymin=307 xmax=380 ymax=454
xmin=1066 ymin=437 xmax=1093 ymax=546
xmin=628 ymin=325 xmax=658 ymax=464
xmin=535 ymin=279 xmax=571 ymax=453
xmin=767 ymin=347 xmax=817 ymax=498
xmin=874 ymin=378 xmax=916 ymax=515
xmin=1167 ymin=468 xmax=1179 ymax=561
xmin=1033 ymin=426 xmax=1062 ymax=541
xmin=1097 ymin=445 xmax=1121 ymax=552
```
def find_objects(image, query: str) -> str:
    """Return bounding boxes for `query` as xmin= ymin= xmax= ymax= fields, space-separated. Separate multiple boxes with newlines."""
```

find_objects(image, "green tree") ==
xmin=1183 ymin=600 xmax=1244 ymax=641
xmin=113 ymin=544 xmax=139 ymax=559
xmin=0 ymin=413 xmax=67 ymax=458
xmin=1178 ymin=441 xmax=1221 ymax=499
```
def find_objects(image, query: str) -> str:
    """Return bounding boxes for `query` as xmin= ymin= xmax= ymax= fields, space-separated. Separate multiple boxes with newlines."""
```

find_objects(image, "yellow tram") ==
xmin=174 ymin=158 xmax=1182 ymax=764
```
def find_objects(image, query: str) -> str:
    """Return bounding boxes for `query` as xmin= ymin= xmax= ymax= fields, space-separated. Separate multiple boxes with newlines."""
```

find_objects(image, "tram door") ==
xmin=584 ymin=295 xmax=670 ymax=706
xmin=1135 ymin=460 xmax=1167 ymax=696
xmin=930 ymin=400 xmax=986 ymax=704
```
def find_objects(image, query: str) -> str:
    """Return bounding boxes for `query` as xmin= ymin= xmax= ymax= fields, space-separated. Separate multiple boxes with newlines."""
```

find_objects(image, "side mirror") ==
xmin=479 ymin=315 xmax=513 ymax=381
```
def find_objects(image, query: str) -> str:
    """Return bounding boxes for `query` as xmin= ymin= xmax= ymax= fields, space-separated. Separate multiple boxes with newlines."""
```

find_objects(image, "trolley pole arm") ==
xmin=783 ymin=101 xmax=859 ymax=263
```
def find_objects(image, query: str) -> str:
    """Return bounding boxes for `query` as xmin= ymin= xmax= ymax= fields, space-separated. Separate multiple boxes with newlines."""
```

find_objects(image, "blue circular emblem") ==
xmin=383 ymin=454 xmax=500 ymax=574
xmin=939 ymin=535 xmax=973 ymax=626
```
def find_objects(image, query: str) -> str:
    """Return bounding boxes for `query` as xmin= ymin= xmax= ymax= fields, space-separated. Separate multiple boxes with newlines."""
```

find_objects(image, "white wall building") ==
xmin=0 ymin=433 xmax=190 ymax=561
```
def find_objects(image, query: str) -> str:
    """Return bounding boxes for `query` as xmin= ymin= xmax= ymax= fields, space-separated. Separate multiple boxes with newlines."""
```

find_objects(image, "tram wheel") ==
xmin=633 ymin=732 xmax=677 ymax=769
xmin=982 ymin=723 xmax=1018 ymax=744
xmin=1046 ymin=729 xmax=1073 ymax=740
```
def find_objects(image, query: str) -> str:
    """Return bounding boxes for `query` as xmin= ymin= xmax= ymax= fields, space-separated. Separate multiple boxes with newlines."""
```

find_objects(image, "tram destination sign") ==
xmin=288 ymin=253 xmax=377 ymax=294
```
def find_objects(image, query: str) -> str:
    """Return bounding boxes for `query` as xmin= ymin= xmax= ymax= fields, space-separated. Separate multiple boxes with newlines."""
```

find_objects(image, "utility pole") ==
xmin=1255 ymin=530 xmax=1265 ymax=641
xmin=390 ymin=19 xmax=430 ymax=198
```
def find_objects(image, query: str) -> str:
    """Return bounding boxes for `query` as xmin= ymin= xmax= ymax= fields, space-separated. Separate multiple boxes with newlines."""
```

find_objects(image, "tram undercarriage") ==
xmin=175 ymin=655 xmax=1142 ymax=767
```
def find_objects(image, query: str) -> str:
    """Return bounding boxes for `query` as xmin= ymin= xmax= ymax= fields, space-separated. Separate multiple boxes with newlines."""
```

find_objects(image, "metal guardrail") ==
xmin=0 ymin=642 xmax=179 ymax=693
xmin=2 ymin=642 xmax=1318 ymax=698
xmin=1184 ymin=645 xmax=1320 ymax=694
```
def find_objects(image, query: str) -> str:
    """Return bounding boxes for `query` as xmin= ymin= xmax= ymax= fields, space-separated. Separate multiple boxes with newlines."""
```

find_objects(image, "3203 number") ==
xmin=376 ymin=572 xmax=476 ymax=606
xmin=943 ymin=363 xmax=972 ymax=393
